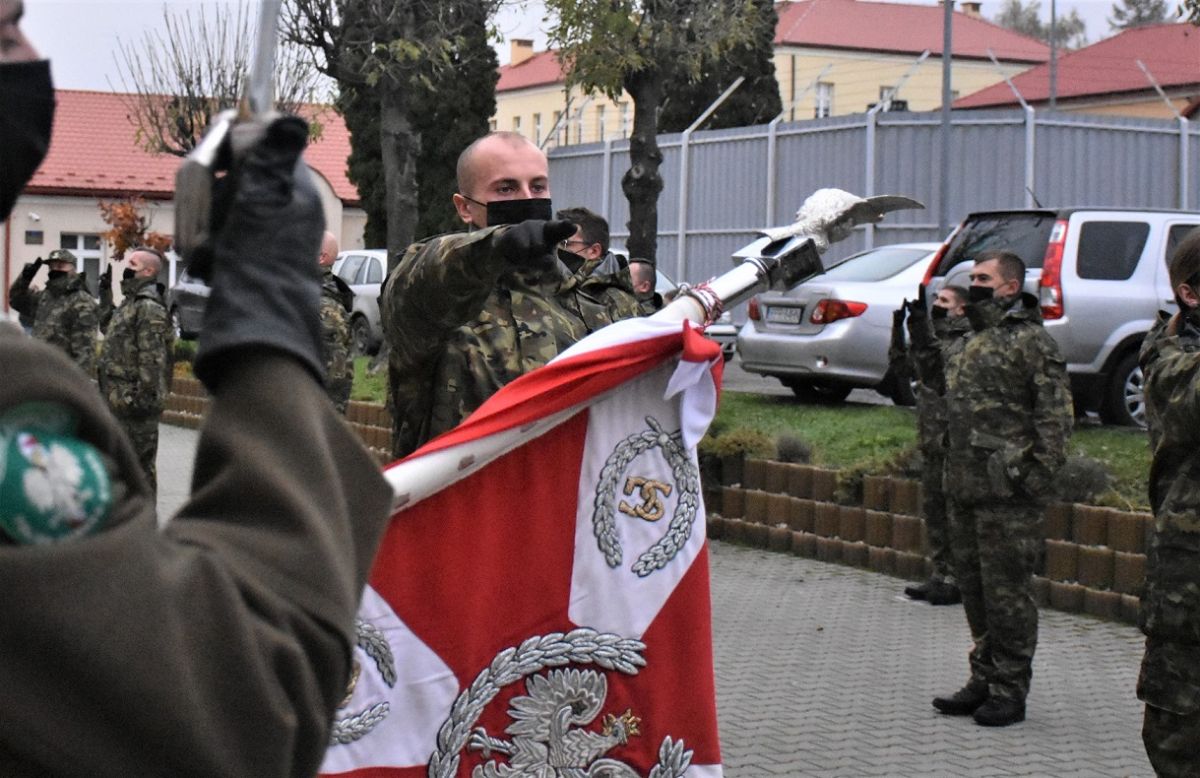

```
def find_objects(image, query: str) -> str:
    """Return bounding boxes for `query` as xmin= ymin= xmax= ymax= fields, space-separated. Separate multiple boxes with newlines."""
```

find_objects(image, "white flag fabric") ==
xmin=321 ymin=317 xmax=725 ymax=778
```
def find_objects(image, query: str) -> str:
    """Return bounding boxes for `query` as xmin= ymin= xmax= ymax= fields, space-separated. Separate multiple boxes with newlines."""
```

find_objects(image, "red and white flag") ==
xmin=321 ymin=317 xmax=725 ymax=778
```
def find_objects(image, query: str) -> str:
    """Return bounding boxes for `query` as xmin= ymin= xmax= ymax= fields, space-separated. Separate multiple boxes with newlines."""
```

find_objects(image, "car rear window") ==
xmin=1166 ymin=224 xmax=1200 ymax=265
xmin=1077 ymin=221 xmax=1149 ymax=280
xmin=820 ymin=247 xmax=932 ymax=282
xmin=934 ymin=213 xmax=1056 ymax=276
xmin=362 ymin=257 xmax=385 ymax=284
xmin=337 ymin=255 xmax=366 ymax=284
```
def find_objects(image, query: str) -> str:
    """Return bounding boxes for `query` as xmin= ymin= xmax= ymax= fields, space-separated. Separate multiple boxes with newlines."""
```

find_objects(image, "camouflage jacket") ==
xmin=320 ymin=270 xmax=353 ymax=414
xmin=1137 ymin=311 xmax=1200 ymax=713
xmin=98 ymin=275 xmax=173 ymax=419
xmin=382 ymin=227 xmax=640 ymax=457
xmin=8 ymin=268 xmax=98 ymax=379
xmin=943 ymin=293 xmax=1073 ymax=505
xmin=902 ymin=311 xmax=972 ymax=457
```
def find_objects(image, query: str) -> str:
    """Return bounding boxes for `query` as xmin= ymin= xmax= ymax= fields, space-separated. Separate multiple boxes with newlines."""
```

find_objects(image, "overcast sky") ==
xmin=23 ymin=0 xmax=1131 ymax=93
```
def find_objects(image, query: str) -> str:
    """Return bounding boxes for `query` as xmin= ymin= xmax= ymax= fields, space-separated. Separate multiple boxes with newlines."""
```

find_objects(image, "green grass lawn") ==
xmin=711 ymin=393 xmax=1151 ymax=510
xmin=351 ymin=356 xmax=388 ymax=404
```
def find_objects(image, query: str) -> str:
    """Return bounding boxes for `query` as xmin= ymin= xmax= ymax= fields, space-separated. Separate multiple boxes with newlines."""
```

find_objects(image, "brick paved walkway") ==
xmin=710 ymin=542 xmax=1151 ymax=777
xmin=157 ymin=425 xmax=1152 ymax=777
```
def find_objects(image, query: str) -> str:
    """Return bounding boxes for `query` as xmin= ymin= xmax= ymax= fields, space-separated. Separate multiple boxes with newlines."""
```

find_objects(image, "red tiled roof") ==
xmin=774 ymin=0 xmax=1049 ymax=62
xmin=496 ymin=50 xmax=565 ymax=93
xmin=27 ymin=90 xmax=359 ymax=204
xmin=955 ymin=23 xmax=1200 ymax=108
xmin=495 ymin=0 xmax=1050 ymax=92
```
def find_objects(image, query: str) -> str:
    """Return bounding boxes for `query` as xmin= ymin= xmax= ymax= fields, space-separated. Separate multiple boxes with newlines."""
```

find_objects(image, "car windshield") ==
xmin=820 ymin=247 xmax=933 ymax=282
xmin=935 ymin=212 xmax=1056 ymax=276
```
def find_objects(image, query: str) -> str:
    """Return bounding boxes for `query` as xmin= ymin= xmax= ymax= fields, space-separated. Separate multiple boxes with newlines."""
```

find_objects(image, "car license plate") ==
xmin=766 ymin=306 xmax=803 ymax=324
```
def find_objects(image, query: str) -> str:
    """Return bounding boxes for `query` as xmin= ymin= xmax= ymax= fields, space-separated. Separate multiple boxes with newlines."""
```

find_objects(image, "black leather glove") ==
xmin=193 ymin=116 xmax=326 ymax=391
xmin=915 ymin=283 xmax=927 ymax=309
xmin=22 ymin=257 xmax=44 ymax=279
xmin=494 ymin=219 xmax=576 ymax=271
xmin=99 ymin=264 xmax=113 ymax=289
xmin=892 ymin=303 xmax=907 ymax=330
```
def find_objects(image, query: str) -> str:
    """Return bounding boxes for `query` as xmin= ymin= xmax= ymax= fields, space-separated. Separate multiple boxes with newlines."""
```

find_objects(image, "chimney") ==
xmin=961 ymin=1 xmax=982 ymax=16
xmin=510 ymin=39 xmax=535 ymax=66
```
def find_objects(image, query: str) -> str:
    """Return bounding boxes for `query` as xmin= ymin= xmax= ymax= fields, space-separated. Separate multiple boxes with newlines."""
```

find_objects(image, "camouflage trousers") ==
xmin=1139 ymin=638 xmax=1200 ymax=777
xmin=116 ymin=414 xmax=160 ymax=492
xmin=920 ymin=447 xmax=952 ymax=583
xmin=948 ymin=498 xmax=1044 ymax=703
xmin=1143 ymin=701 xmax=1200 ymax=777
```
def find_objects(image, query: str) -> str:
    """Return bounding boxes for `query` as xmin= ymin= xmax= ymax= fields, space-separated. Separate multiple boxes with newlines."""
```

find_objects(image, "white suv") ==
xmin=925 ymin=209 xmax=1200 ymax=426
xmin=332 ymin=249 xmax=388 ymax=355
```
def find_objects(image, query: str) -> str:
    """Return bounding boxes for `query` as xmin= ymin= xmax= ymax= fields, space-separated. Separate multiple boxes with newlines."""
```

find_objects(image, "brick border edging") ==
xmin=162 ymin=380 xmax=394 ymax=465
xmin=706 ymin=459 xmax=1151 ymax=626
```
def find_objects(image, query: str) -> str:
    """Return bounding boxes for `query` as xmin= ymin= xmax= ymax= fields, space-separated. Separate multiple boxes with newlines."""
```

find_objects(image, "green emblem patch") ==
xmin=0 ymin=403 xmax=112 ymax=544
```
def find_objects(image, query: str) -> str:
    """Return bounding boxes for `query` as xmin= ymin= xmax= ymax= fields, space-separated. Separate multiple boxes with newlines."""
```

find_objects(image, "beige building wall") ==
xmin=494 ymin=48 xmax=1032 ymax=145
xmin=1060 ymin=94 xmax=1193 ymax=120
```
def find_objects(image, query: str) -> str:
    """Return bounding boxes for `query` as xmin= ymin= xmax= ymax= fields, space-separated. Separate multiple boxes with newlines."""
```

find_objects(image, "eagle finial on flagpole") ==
xmin=760 ymin=188 xmax=925 ymax=252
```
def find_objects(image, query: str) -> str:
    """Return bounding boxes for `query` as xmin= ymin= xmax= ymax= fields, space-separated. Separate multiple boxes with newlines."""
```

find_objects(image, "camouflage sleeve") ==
xmin=320 ymin=298 xmax=353 ymax=414
xmin=908 ymin=322 xmax=945 ymax=395
xmin=7 ymin=271 xmax=38 ymax=319
xmin=1024 ymin=330 xmax=1074 ymax=493
xmin=126 ymin=300 xmax=172 ymax=417
xmin=70 ymin=295 xmax=99 ymax=380
xmin=1141 ymin=324 xmax=1200 ymax=449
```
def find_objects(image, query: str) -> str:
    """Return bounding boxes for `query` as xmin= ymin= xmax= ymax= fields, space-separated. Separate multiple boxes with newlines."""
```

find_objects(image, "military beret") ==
xmin=47 ymin=248 xmax=78 ymax=266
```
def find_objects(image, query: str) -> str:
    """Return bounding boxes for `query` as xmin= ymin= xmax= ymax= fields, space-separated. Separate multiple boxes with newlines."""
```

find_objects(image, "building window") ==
xmin=533 ymin=112 xmax=542 ymax=145
xmin=512 ymin=115 xmax=522 ymax=133
xmin=618 ymin=101 xmax=630 ymax=138
xmin=552 ymin=110 xmax=563 ymax=146
xmin=24 ymin=230 xmax=43 ymax=245
xmin=61 ymin=233 xmax=103 ymax=295
xmin=814 ymin=82 xmax=833 ymax=118
xmin=596 ymin=105 xmax=606 ymax=142
xmin=489 ymin=118 xmax=497 ymax=132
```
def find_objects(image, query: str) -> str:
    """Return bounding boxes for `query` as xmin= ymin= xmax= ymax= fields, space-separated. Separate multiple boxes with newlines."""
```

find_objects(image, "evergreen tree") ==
xmin=994 ymin=0 xmax=1088 ymax=48
xmin=658 ymin=0 xmax=782 ymax=133
xmin=1108 ymin=0 xmax=1168 ymax=29
xmin=332 ymin=2 xmax=497 ymax=249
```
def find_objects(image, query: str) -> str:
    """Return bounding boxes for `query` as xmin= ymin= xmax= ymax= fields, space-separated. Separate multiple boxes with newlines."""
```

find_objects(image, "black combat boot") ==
xmin=932 ymin=683 xmax=989 ymax=715
xmin=925 ymin=581 xmax=962 ymax=605
xmin=973 ymin=697 xmax=1026 ymax=727
xmin=904 ymin=580 xmax=931 ymax=600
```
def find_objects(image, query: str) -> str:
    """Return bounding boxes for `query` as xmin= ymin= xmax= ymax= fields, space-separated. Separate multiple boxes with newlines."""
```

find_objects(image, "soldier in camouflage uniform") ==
xmin=892 ymin=284 xmax=970 ymax=606
xmin=382 ymin=132 xmax=640 ymax=458
xmin=930 ymin=250 xmax=1073 ymax=727
xmin=8 ymin=248 xmax=98 ymax=378
xmin=1137 ymin=228 xmax=1200 ymax=777
xmin=97 ymin=247 xmax=174 ymax=489
xmin=317 ymin=231 xmax=353 ymax=414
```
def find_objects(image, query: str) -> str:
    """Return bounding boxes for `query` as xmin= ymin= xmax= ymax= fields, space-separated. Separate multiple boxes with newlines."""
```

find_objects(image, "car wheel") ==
xmin=350 ymin=315 xmax=374 ymax=357
xmin=890 ymin=375 xmax=918 ymax=407
xmin=784 ymin=379 xmax=853 ymax=404
xmin=1100 ymin=351 xmax=1146 ymax=428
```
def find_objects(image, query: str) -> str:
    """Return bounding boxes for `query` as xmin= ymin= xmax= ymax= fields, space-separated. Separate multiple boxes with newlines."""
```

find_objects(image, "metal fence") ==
xmin=548 ymin=109 xmax=1199 ymax=287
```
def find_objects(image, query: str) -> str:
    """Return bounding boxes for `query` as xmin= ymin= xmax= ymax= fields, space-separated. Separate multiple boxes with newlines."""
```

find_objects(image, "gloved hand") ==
xmin=494 ymin=219 xmax=576 ymax=272
xmin=21 ymin=257 xmax=44 ymax=279
xmin=193 ymin=116 xmax=326 ymax=391
xmin=892 ymin=303 xmax=907 ymax=330
xmin=99 ymin=263 xmax=113 ymax=290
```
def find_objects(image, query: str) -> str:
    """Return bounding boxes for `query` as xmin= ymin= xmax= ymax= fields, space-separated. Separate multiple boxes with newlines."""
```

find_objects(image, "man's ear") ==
xmin=452 ymin=193 xmax=475 ymax=227
xmin=1177 ymin=282 xmax=1200 ymax=309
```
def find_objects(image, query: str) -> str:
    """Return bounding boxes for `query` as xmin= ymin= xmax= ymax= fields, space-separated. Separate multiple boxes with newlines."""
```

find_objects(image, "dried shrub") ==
xmin=775 ymin=434 xmax=813 ymax=464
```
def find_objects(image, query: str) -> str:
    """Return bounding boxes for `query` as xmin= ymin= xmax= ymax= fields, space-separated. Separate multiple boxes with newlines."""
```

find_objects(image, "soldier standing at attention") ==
xmin=8 ymin=248 xmax=99 ymax=378
xmin=98 ymin=247 xmax=173 ymax=489
xmin=1137 ymin=229 xmax=1200 ymax=776
xmin=381 ymin=131 xmax=638 ymax=458
xmin=932 ymin=250 xmax=1072 ymax=727
xmin=894 ymin=284 xmax=970 ymax=606
xmin=317 ymin=230 xmax=353 ymax=414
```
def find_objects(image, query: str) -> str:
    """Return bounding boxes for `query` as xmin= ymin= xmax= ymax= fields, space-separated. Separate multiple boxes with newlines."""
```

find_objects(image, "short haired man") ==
xmin=1137 ymin=228 xmax=1200 ymax=776
xmin=555 ymin=206 xmax=610 ymax=268
xmin=892 ymin=283 xmax=970 ymax=606
xmin=382 ymin=132 xmax=640 ymax=457
xmin=317 ymin=230 xmax=353 ymax=414
xmin=932 ymin=250 xmax=1072 ymax=726
xmin=97 ymin=246 xmax=173 ymax=488
xmin=628 ymin=259 xmax=663 ymax=314
xmin=8 ymin=247 xmax=99 ymax=378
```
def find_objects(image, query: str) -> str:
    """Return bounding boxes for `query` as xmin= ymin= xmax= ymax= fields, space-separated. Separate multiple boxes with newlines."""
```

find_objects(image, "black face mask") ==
xmin=123 ymin=268 xmax=137 ymax=281
xmin=968 ymin=285 xmax=995 ymax=304
xmin=47 ymin=270 xmax=68 ymax=282
xmin=0 ymin=60 xmax=56 ymax=221
xmin=931 ymin=305 xmax=949 ymax=320
xmin=485 ymin=198 xmax=553 ymax=227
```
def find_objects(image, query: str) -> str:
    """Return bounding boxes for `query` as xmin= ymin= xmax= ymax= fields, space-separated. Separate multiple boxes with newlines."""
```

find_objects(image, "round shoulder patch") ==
xmin=0 ymin=403 xmax=112 ymax=544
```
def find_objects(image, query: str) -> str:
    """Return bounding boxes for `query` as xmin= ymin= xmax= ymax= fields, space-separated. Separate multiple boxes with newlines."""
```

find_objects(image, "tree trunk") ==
xmin=621 ymin=69 xmax=665 ymax=266
xmin=379 ymin=85 xmax=420 ymax=271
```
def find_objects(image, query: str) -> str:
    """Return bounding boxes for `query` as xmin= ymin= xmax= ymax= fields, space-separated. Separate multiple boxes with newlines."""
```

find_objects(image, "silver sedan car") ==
xmin=736 ymin=242 xmax=941 ymax=403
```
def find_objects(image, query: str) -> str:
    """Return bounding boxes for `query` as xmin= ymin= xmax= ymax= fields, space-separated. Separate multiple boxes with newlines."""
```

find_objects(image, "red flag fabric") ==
xmin=320 ymin=318 xmax=725 ymax=778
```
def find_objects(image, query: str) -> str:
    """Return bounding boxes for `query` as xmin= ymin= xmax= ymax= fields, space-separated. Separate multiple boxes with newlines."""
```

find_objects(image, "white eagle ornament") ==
xmin=761 ymin=188 xmax=924 ymax=252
